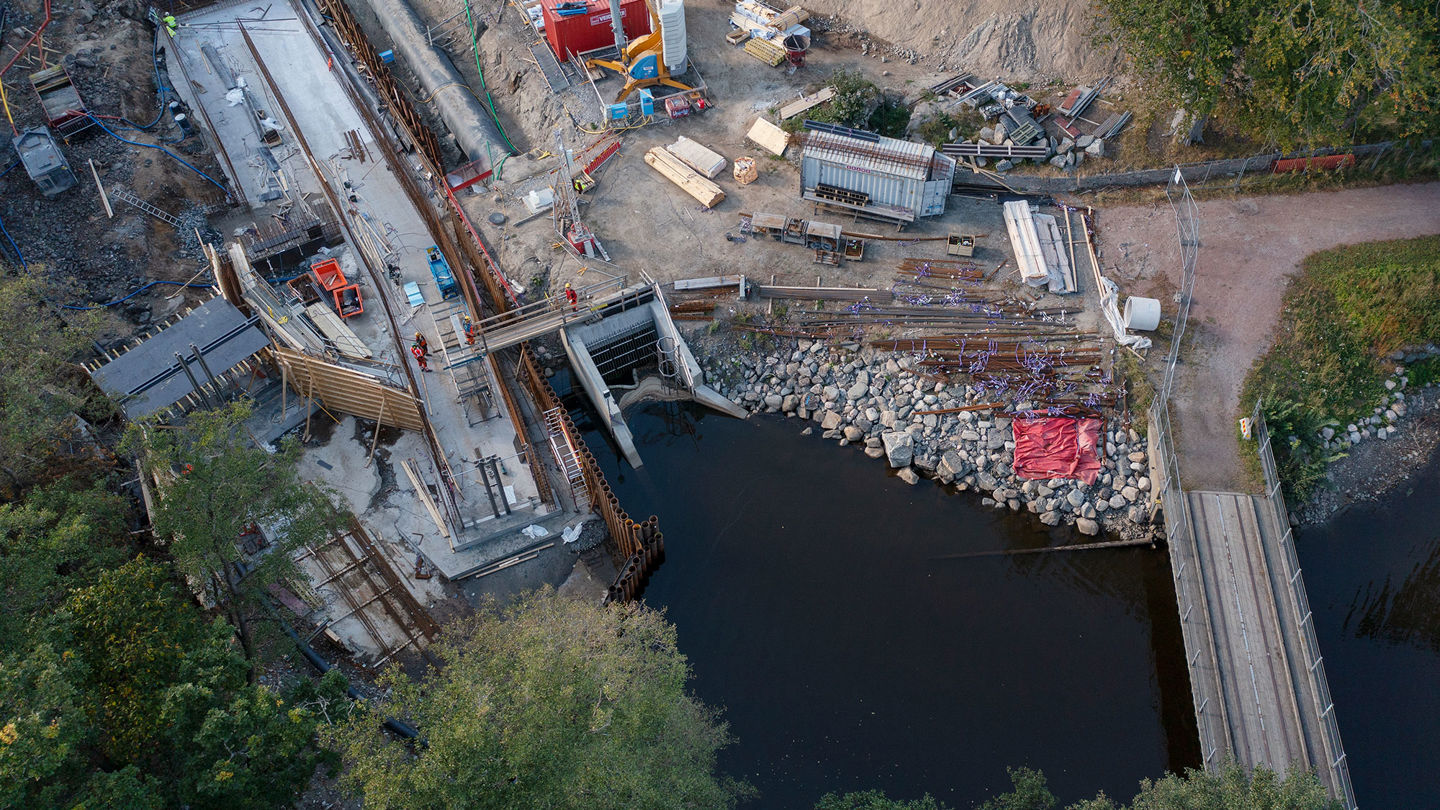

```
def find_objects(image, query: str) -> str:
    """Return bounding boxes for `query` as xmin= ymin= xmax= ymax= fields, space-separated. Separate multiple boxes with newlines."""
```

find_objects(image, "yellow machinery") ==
xmin=585 ymin=0 xmax=692 ymax=102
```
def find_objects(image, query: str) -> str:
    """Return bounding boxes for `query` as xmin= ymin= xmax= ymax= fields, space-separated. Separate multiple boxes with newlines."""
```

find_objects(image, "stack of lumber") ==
xmin=665 ymin=136 xmax=726 ymax=178
xmin=744 ymin=37 xmax=786 ymax=66
xmin=644 ymin=148 xmax=725 ymax=208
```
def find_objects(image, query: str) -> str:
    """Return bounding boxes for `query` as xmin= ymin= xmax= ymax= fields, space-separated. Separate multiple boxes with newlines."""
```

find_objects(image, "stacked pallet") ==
xmin=744 ymin=37 xmax=786 ymax=66
xmin=644 ymin=147 xmax=726 ymax=208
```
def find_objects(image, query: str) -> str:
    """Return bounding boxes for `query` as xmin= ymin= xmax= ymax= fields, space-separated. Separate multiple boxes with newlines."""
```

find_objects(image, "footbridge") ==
xmin=1151 ymin=392 xmax=1356 ymax=808
xmin=1149 ymin=170 xmax=1355 ymax=808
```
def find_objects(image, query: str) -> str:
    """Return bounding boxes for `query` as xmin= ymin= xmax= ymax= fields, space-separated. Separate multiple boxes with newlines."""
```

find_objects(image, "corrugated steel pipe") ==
xmin=347 ymin=0 xmax=515 ymax=167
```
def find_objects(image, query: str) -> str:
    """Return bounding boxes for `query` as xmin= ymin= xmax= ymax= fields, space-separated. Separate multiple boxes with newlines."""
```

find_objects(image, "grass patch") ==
xmin=1240 ymin=235 xmax=1440 ymax=500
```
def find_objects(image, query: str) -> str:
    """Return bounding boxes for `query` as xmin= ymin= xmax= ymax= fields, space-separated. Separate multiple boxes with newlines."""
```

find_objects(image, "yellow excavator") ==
xmin=585 ymin=0 xmax=692 ymax=102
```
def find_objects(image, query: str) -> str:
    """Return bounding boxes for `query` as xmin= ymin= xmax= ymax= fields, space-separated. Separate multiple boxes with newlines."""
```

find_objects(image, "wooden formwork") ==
xmin=271 ymin=346 xmax=425 ymax=432
xmin=516 ymin=347 xmax=663 ymax=603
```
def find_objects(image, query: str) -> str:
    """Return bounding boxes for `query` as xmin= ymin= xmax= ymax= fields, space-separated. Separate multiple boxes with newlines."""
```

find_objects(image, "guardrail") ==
xmin=1149 ymin=398 xmax=1228 ymax=769
xmin=1252 ymin=401 xmax=1358 ymax=810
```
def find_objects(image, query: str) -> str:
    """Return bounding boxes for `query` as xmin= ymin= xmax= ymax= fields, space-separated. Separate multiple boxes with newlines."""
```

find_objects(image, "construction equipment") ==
xmin=551 ymin=128 xmax=603 ymax=258
xmin=426 ymin=246 xmax=458 ymax=300
xmin=585 ymin=0 xmax=693 ymax=102
xmin=312 ymin=258 xmax=365 ymax=318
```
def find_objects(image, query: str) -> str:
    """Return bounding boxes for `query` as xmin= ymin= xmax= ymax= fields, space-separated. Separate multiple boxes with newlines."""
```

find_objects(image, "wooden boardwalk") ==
xmin=1186 ymin=492 xmax=1324 ymax=781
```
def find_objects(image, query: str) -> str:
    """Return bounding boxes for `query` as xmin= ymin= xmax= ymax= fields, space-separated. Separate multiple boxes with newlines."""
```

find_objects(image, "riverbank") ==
xmin=692 ymin=333 xmax=1159 ymax=541
xmin=1296 ymin=376 xmax=1440 ymax=524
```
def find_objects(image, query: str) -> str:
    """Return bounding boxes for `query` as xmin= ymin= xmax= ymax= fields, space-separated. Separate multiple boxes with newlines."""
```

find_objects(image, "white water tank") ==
xmin=658 ymin=0 xmax=687 ymax=74
xmin=1123 ymin=296 xmax=1162 ymax=331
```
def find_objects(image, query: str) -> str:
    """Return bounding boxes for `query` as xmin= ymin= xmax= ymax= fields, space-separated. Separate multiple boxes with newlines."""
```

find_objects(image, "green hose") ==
xmin=463 ymin=0 xmax=517 ymax=164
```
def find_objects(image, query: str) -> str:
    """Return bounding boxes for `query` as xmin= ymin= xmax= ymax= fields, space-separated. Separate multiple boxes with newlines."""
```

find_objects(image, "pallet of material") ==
xmin=665 ymin=136 xmax=727 ymax=178
xmin=744 ymin=37 xmax=787 ymax=66
xmin=746 ymin=117 xmax=789 ymax=156
xmin=644 ymin=147 xmax=726 ymax=208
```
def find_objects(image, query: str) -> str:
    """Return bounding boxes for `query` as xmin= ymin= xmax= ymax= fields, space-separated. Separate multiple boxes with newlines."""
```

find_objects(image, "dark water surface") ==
xmin=1295 ymin=450 xmax=1440 ymax=808
xmin=579 ymin=401 xmax=1200 ymax=807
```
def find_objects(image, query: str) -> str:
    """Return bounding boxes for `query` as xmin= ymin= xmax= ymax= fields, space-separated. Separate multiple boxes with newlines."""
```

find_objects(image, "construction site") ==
xmin=0 ymin=0 xmax=1268 ymax=765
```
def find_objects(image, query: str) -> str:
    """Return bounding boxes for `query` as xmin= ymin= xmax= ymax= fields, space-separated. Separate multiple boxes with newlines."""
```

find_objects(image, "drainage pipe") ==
xmin=348 ymin=0 xmax=515 ymax=168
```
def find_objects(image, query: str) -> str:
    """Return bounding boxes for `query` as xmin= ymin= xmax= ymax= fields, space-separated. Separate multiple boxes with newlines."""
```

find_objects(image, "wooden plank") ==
xmin=665 ymin=136 xmax=726 ymax=178
xmin=304 ymin=302 xmax=373 ymax=358
xmin=778 ymin=86 xmax=835 ymax=120
xmin=400 ymin=459 xmax=450 ymax=539
xmin=644 ymin=148 xmax=725 ymax=208
xmin=272 ymin=347 xmax=425 ymax=432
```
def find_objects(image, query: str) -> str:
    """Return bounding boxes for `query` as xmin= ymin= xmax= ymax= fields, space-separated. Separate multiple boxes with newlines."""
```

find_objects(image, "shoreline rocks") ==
xmin=700 ymin=338 xmax=1161 ymax=541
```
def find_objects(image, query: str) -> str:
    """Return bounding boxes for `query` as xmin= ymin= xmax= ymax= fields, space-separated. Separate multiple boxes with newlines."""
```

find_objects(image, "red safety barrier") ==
xmin=1272 ymin=154 xmax=1355 ymax=173
xmin=1012 ymin=416 xmax=1102 ymax=485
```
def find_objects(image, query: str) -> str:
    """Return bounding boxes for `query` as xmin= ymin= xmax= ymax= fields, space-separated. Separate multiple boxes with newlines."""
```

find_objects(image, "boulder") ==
xmin=1066 ymin=489 xmax=1086 ymax=508
xmin=1075 ymin=134 xmax=1094 ymax=148
xmin=821 ymin=410 xmax=843 ymax=430
xmin=1040 ymin=510 xmax=1062 ymax=526
xmin=939 ymin=450 xmax=966 ymax=479
xmin=881 ymin=431 xmax=914 ymax=468
xmin=1076 ymin=517 xmax=1100 ymax=536
xmin=897 ymin=467 xmax=920 ymax=485
xmin=1085 ymin=138 xmax=1105 ymax=157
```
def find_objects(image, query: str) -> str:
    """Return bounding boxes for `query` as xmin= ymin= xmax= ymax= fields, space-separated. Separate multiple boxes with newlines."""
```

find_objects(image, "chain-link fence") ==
xmin=1252 ymin=401 xmax=1358 ymax=810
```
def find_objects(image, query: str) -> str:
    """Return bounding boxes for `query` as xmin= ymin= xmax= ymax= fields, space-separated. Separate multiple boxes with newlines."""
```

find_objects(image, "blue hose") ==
xmin=61 ymin=279 xmax=213 ymax=310
xmin=0 ymin=211 xmax=27 ymax=271
xmin=86 ymin=114 xmax=231 ymax=201
xmin=0 ymin=159 xmax=18 ymax=179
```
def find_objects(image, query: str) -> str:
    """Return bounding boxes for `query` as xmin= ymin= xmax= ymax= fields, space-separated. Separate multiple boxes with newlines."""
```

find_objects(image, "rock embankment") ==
xmin=702 ymin=339 xmax=1158 ymax=540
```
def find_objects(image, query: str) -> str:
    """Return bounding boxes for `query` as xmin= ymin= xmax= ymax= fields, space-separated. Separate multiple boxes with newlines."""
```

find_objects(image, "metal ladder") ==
xmin=110 ymin=187 xmax=181 ymax=228
xmin=543 ymin=407 xmax=589 ymax=512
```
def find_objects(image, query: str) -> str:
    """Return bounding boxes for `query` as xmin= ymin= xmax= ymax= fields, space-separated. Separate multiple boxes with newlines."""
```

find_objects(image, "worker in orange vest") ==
xmin=411 ymin=343 xmax=430 ymax=371
xmin=463 ymin=314 xmax=476 ymax=346
xmin=413 ymin=331 xmax=428 ymax=356
xmin=564 ymin=281 xmax=578 ymax=312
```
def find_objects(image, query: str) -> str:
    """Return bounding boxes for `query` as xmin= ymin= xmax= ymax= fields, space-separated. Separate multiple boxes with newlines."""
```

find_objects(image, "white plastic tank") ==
xmin=658 ymin=0 xmax=687 ymax=74
xmin=1123 ymin=296 xmax=1162 ymax=331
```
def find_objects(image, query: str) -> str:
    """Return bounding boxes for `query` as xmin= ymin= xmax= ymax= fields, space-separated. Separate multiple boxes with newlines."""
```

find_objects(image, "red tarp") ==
xmin=1011 ymin=416 xmax=1102 ymax=485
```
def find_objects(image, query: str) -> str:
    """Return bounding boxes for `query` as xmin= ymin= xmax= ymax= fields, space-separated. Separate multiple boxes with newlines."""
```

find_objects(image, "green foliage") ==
xmin=0 ymin=644 xmax=93 ymax=808
xmin=1241 ymin=235 xmax=1440 ymax=499
xmin=977 ymin=766 xmax=1058 ymax=810
xmin=866 ymin=99 xmax=912 ymax=139
xmin=0 ymin=275 xmax=109 ymax=495
xmin=970 ymin=762 xmax=1338 ymax=809
xmin=815 ymin=788 xmax=953 ymax=809
xmin=1096 ymin=0 xmax=1440 ymax=146
xmin=0 ymin=475 xmax=132 ymax=650
xmin=790 ymin=69 xmax=882 ymax=132
xmin=326 ymin=589 xmax=751 ymax=810
xmin=125 ymin=401 xmax=337 ymax=661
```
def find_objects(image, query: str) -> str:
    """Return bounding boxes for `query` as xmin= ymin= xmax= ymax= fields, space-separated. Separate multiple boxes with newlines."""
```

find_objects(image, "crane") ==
xmin=585 ymin=0 xmax=692 ymax=102
xmin=551 ymin=128 xmax=605 ymax=259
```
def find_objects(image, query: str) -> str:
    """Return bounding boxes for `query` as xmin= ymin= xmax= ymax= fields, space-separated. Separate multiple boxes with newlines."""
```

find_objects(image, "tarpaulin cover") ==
xmin=1011 ymin=416 xmax=1102 ymax=485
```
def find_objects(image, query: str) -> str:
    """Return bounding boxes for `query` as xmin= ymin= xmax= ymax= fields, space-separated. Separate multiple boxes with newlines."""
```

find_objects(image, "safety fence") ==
xmin=968 ymin=140 xmax=1432 ymax=195
xmin=517 ymin=347 xmax=664 ymax=603
xmin=1252 ymin=401 xmax=1358 ymax=810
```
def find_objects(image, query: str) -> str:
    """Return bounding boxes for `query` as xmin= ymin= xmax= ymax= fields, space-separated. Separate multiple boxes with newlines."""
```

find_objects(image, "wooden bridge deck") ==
xmin=1186 ymin=491 xmax=1319 ymax=778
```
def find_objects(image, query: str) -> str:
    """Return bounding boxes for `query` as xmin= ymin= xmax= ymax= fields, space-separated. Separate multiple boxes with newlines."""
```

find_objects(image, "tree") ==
xmin=1095 ymin=0 xmax=1440 ymax=146
xmin=0 ymin=475 xmax=132 ymax=650
xmin=972 ymin=761 xmax=1340 ymax=810
xmin=125 ymin=401 xmax=336 ymax=664
xmin=815 ymin=789 xmax=954 ymax=809
xmin=0 ymin=275 xmax=109 ymax=495
xmin=326 ymin=589 xmax=752 ymax=810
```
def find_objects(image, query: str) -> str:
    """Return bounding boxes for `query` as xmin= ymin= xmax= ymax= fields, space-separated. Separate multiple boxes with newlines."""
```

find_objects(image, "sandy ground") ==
xmin=1097 ymin=182 xmax=1440 ymax=491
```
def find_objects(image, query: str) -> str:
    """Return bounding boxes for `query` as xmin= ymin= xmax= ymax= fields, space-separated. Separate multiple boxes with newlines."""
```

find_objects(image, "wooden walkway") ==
xmin=1186 ymin=491 xmax=1323 ymax=780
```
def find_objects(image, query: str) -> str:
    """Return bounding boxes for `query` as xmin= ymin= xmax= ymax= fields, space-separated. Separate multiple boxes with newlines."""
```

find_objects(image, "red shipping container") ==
xmin=544 ymin=0 xmax=652 ymax=63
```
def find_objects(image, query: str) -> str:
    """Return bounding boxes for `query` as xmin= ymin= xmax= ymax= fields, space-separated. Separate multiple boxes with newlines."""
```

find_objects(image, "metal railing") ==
xmin=1161 ymin=167 xmax=1199 ymax=402
xmin=1150 ymin=398 xmax=1227 ymax=770
xmin=1252 ymin=401 xmax=1358 ymax=810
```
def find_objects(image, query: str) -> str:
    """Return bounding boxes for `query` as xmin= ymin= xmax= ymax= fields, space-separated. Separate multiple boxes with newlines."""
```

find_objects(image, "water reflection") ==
xmin=572 ymin=397 xmax=1198 ymax=807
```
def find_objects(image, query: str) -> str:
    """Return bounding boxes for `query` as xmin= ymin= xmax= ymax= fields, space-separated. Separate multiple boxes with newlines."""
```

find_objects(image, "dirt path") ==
xmin=1098 ymin=182 xmax=1440 ymax=491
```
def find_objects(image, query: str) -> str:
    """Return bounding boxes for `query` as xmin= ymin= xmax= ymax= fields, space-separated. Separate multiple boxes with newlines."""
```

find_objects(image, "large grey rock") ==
xmin=939 ymin=450 xmax=966 ymax=479
xmin=1075 ymin=134 xmax=1094 ymax=148
xmin=897 ymin=467 xmax=920 ymax=485
xmin=1085 ymin=138 xmax=1105 ymax=157
xmin=1121 ymin=485 xmax=1139 ymax=502
xmin=821 ymin=410 xmax=843 ymax=430
xmin=1040 ymin=510 xmax=1062 ymax=526
xmin=1066 ymin=489 xmax=1086 ymax=508
xmin=1076 ymin=517 xmax=1100 ymax=536
xmin=977 ymin=472 xmax=999 ymax=491
xmin=881 ymin=431 xmax=914 ymax=468
xmin=994 ymin=159 xmax=1014 ymax=173
xmin=764 ymin=394 xmax=782 ymax=411
xmin=843 ymin=425 xmax=865 ymax=442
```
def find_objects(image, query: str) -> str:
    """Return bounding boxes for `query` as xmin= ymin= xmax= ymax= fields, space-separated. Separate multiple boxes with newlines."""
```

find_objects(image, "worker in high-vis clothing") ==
xmin=564 ymin=281 xmax=578 ymax=312
xmin=411 ymin=343 xmax=431 ymax=371
xmin=413 ymin=331 xmax=428 ymax=356
xmin=463 ymin=314 xmax=476 ymax=346
xmin=163 ymin=13 xmax=179 ymax=37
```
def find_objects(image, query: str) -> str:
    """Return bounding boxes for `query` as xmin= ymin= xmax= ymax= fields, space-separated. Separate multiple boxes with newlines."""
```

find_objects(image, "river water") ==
xmin=1295 ymin=450 xmax=1440 ymax=807
xmin=575 ymin=399 xmax=1200 ymax=807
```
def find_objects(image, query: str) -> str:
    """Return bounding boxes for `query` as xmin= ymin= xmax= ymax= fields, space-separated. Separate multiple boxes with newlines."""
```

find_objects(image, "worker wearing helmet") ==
xmin=411 ymin=343 xmax=430 ymax=371
xmin=413 ymin=332 xmax=428 ymax=356
xmin=163 ymin=13 xmax=179 ymax=37
xmin=564 ymin=281 xmax=578 ymax=312
xmin=463 ymin=314 xmax=476 ymax=346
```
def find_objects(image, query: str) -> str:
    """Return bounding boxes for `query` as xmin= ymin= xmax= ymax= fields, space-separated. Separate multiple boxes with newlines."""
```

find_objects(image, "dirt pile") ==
xmin=805 ymin=0 xmax=1121 ymax=82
